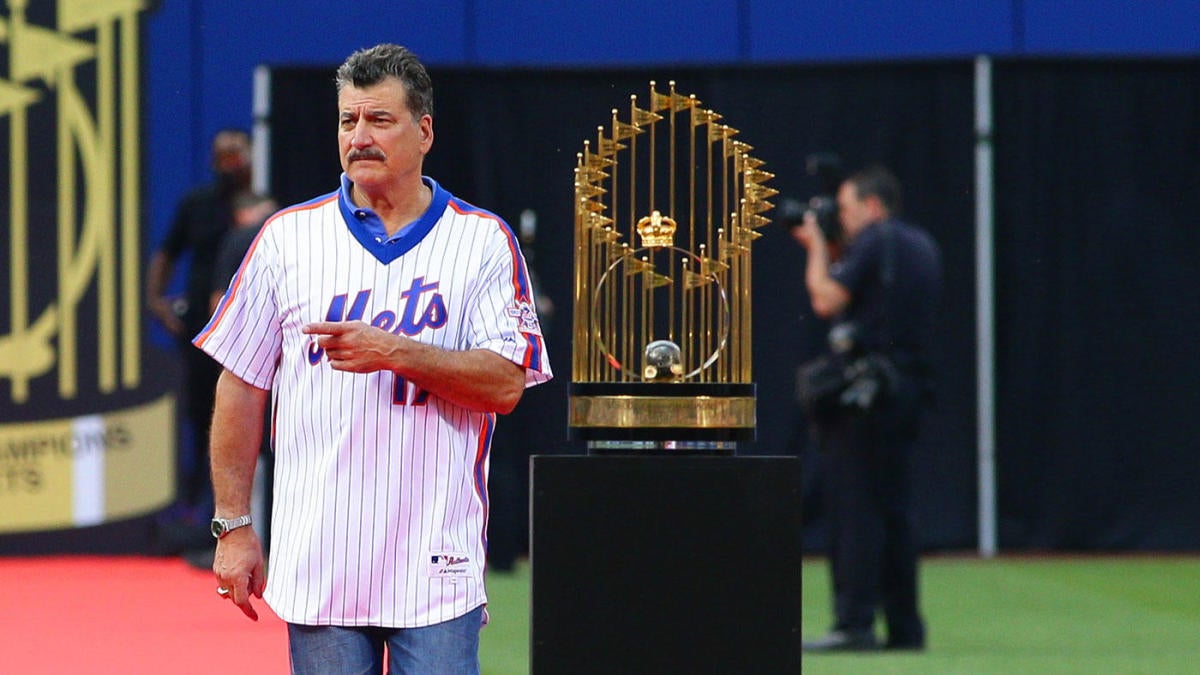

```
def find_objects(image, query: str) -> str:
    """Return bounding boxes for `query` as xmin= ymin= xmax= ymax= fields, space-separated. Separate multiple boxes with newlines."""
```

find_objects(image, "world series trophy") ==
xmin=568 ymin=81 xmax=776 ymax=453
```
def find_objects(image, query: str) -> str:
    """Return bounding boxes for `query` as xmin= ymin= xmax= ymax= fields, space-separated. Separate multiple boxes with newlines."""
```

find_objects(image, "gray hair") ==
xmin=334 ymin=44 xmax=433 ymax=119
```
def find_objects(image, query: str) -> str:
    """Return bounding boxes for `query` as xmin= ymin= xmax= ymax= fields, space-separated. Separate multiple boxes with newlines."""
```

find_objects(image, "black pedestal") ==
xmin=530 ymin=455 xmax=802 ymax=674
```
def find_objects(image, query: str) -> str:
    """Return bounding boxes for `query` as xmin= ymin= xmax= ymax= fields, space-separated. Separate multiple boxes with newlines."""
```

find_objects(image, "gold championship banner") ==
xmin=1 ymin=1 xmax=172 ymax=534
xmin=0 ymin=396 xmax=174 ymax=533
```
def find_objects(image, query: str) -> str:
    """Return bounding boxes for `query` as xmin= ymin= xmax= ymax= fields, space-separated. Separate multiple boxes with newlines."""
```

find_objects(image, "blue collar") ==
xmin=337 ymin=173 xmax=450 ymax=264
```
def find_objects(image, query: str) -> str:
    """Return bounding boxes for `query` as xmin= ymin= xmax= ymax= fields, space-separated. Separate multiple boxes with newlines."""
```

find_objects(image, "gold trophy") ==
xmin=569 ymin=81 xmax=775 ymax=451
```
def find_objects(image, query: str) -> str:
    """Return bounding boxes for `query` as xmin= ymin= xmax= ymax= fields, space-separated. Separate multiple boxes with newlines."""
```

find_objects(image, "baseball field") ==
xmin=480 ymin=555 xmax=1200 ymax=674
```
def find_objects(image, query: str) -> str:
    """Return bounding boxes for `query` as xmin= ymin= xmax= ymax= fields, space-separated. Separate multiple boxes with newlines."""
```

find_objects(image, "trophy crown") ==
xmin=635 ymin=210 xmax=676 ymax=248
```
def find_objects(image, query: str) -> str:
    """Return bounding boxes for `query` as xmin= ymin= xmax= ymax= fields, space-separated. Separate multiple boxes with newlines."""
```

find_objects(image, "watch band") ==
xmin=211 ymin=514 xmax=253 ymax=539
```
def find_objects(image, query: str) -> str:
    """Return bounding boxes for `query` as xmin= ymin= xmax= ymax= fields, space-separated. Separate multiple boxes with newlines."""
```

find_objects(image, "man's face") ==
xmin=836 ymin=181 xmax=876 ymax=240
xmin=338 ymin=77 xmax=433 ymax=190
xmin=212 ymin=132 xmax=250 ymax=180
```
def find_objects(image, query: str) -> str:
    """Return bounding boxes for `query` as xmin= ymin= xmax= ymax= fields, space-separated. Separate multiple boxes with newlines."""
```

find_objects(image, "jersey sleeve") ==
xmin=191 ymin=225 xmax=282 ymax=390
xmin=465 ymin=223 xmax=553 ymax=387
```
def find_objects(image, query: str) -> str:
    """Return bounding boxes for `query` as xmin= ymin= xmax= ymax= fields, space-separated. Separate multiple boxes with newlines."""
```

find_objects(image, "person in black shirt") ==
xmin=794 ymin=165 xmax=943 ymax=653
xmin=146 ymin=129 xmax=252 ymax=526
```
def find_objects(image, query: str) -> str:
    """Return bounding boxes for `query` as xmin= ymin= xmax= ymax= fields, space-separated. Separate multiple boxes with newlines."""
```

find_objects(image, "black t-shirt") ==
xmin=160 ymin=182 xmax=237 ymax=331
xmin=211 ymin=225 xmax=262 ymax=298
xmin=829 ymin=218 xmax=943 ymax=375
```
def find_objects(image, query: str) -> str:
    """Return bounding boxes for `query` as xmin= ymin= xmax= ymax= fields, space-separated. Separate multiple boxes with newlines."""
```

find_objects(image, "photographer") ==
xmin=793 ymin=165 xmax=943 ymax=653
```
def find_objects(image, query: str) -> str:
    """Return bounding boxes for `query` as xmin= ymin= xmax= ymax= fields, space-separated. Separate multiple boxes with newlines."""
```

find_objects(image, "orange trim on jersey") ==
xmin=194 ymin=193 xmax=338 ymax=347
xmin=447 ymin=200 xmax=544 ymax=371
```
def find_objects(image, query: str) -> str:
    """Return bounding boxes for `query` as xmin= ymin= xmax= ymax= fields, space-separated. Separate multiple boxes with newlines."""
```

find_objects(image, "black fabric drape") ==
xmin=992 ymin=59 xmax=1200 ymax=549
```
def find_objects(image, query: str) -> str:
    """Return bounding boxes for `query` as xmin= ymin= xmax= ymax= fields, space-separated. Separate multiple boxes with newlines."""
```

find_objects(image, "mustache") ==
xmin=347 ymin=149 xmax=386 ymax=162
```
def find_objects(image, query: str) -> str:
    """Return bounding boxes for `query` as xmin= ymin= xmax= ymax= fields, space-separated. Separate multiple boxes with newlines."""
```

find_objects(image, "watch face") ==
xmin=211 ymin=520 xmax=225 ymax=538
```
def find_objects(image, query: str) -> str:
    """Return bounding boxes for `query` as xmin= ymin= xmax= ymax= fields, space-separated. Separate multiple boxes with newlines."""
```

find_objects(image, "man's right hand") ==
xmin=213 ymin=526 xmax=267 ymax=621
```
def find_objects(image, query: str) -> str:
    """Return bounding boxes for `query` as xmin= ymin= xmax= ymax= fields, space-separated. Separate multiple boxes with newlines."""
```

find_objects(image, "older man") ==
xmin=196 ymin=44 xmax=551 ymax=673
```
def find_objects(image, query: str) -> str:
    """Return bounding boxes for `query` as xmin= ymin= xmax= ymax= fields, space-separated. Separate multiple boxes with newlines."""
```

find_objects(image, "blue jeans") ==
xmin=288 ymin=606 xmax=483 ymax=675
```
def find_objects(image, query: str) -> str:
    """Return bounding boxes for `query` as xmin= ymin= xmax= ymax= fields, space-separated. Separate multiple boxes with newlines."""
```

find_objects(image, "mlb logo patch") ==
xmin=428 ymin=552 xmax=474 ymax=581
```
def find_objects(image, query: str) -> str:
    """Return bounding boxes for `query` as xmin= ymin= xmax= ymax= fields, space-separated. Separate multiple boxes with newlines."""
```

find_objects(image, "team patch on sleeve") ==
xmin=506 ymin=299 xmax=543 ymax=336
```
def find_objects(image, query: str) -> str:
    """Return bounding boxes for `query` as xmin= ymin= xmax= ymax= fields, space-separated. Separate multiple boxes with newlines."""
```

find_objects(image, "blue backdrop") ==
xmin=144 ymin=0 xmax=1200 ymax=258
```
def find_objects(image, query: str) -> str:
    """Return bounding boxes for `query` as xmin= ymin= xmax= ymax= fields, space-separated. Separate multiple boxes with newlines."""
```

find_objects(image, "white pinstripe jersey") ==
xmin=195 ymin=175 xmax=552 ymax=628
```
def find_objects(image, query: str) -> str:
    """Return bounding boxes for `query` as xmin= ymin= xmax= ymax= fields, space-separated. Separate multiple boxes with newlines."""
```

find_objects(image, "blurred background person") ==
xmin=210 ymin=191 xmax=278 ymax=314
xmin=794 ymin=165 xmax=943 ymax=653
xmin=145 ymin=128 xmax=252 ymax=553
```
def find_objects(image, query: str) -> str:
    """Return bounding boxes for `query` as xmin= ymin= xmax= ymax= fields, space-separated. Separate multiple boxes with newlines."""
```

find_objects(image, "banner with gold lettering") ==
xmin=0 ymin=0 xmax=175 ymax=534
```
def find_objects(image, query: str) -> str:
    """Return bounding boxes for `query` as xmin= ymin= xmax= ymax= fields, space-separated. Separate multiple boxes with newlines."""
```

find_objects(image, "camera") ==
xmin=780 ymin=152 xmax=845 ymax=244
xmin=828 ymin=321 xmax=898 ymax=413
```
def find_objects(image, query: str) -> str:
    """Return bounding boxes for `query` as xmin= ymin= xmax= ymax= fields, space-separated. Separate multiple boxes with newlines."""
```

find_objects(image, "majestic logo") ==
xmin=307 ymin=278 xmax=447 ymax=364
xmin=429 ymin=553 xmax=472 ymax=578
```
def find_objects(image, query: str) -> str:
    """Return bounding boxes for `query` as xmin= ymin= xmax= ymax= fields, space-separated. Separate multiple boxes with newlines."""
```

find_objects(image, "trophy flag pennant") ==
xmin=624 ymin=257 xmax=656 ymax=276
xmin=586 ymin=213 xmax=614 ymax=228
xmin=734 ymin=228 xmax=763 ymax=244
xmin=631 ymin=105 xmax=664 ymax=127
xmin=683 ymin=269 xmax=714 ymax=290
xmin=578 ymin=167 xmax=611 ymax=182
xmin=579 ymin=197 xmax=606 ymax=213
xmin=597 ymin=137 xmax=627 ymax=157
xmin=611 ymin=118 xmax=643 ymax=140
xmin=708 ymin=124 xmax=738 ymax=143
xmin=643 ymin=270 xmax=673 ymax=288
xmin=741 ymin=155 xmax=766 ymax=169
xmin=594 ymin=227 xmax=621 ymax=243
xmin=585 ymin=154 xmax=616 ymax=170
xmin=744 ymin=168 xmax=776 ymax=184
xmin=725 ymin=139 xmax=755 ymax=158
xmin=743 ymin=199 xmax=775 ymax=215
xmin=691 ymin=107 xmax=722 ymax=126
xmin=575 ymin=182 xmax=608 ymax=199
xmin=720 ymin=239 xmax=750 ymax=259
xmin=649 ymin=89 xmax=673 ymax=112
xmin=649 ymin=81 xmax=697 ymax=112
xmin=742 ymin=213 xmax=772 ymax=229
xmin=669 ymin=92 xmax=697 ymax=111
xmin=697 ymin=256 xmax=729 ymax=275
xmin=745 ymin=183 xmax=780 ymax=200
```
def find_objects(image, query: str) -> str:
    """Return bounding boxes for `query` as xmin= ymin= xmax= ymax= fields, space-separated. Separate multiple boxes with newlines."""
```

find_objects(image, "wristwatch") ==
xmin=210 ymin=514 xmax=253 ymax=539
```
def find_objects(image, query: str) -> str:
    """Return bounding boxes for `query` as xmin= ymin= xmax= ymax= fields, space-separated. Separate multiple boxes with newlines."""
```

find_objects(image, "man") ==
xmin=195 ymin=44 xmax=552 ymax=673
xmin=793 ymin=165 xmax=942 ymax=652
xmin=147 ymin=128 xmax=252 ymax=525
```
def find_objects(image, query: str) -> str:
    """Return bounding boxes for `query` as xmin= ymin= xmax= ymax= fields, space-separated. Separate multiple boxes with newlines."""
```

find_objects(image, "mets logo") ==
xmin=308 ymin=278 xmax=447 ymax=364
xmin=506 ymin=300 xmax=543 ymax=336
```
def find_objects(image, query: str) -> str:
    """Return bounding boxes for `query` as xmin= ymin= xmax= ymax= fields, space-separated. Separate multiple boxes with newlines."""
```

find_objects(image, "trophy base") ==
xmin=585 ymin=440 xmax=737 ymax=456
xmin=568 ymin=382 xmax=756 ymax=444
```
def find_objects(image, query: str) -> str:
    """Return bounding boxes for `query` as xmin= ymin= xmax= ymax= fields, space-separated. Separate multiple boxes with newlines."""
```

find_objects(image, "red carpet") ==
xmin=0 ymin=556 xmax=288 ymax=674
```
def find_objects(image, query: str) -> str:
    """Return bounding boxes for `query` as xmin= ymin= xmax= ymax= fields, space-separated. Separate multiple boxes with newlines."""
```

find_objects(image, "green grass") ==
xmin=480 ymin=560 xmax=532 ymax=675
xmin=480 ymin=556 xmax=1200 ymax=674
xmin=802 ymin=555 xmax=1200 ymax=674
